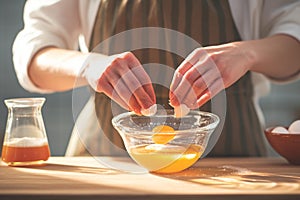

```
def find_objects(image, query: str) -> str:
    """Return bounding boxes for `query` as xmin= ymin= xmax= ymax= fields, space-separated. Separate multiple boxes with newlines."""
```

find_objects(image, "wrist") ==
xmin=238 ymin=40 xmax=259 ymax=72
xmin=80 ymin=53 xmax=109 ymax=91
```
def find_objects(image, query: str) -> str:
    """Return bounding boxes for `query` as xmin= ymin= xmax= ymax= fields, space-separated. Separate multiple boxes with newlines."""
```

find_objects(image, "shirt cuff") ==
xmin=13 ymin=34 xmax=66 ymax=94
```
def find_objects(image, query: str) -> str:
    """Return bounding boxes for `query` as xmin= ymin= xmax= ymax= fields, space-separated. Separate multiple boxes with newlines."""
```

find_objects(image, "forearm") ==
xmin=246 ymin=34 xmax=300 ymax=80
xmin=28 ymin=47 xmax=89 ymax=92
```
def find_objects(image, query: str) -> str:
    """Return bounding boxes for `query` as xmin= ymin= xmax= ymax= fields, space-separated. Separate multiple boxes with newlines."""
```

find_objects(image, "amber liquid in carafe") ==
xmin=1 ymin=138 xmax=50 ymax=166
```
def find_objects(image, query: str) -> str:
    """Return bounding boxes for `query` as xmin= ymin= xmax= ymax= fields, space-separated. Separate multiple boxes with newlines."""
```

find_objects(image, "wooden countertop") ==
xmin=0 ymin=157 xmax=299 ymax=200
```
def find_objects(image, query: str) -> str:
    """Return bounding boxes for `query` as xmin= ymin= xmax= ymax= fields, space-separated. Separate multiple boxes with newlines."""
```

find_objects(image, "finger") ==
xmin=176 ymin=47 xmax=208 ymax=76
xmin=170 ymin=64 xmax=197 ymax=107
xmin=128 ymin=95 xmax=143 ymax=115
xmin=130 ymin=66 xmax=156 ymax=104
xmin=113 ymin=77 xmax=142 ymax=115
xmin=123 ymin=52 xmax=156 ymax=103
xmin=170 ymin=49 xmax=210 ymax=106
xmin=170 ymin=61 xmax=191 ymax=93
xmin=97 ymin=75 xmax=132 ymax=111
xmin=169 ymin=57 xmax=195 ymax=95
xmin=182 ymin=69 xmax=218 ymax=108
xmin=196 ymin=78 xmax=224 ymax=108
xmin=118 ymin=53 xmax=156 ymax=109
xmin=170 ymin=60 xmax=211 ymax=107
xmin=169 ymin=75 xmax=192 ymax=107
xmin=169 ymin=50 xmax=200 ymax=97
xmin=120 ymin=67 xmax=155 ymax=110
xmin=105 ymin=66 xmax=142 ymax=114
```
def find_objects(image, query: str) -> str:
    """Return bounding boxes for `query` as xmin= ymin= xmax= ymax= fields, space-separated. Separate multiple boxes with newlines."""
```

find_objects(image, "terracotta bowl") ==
xmin=264 ymin=127 xmax=300 ymax=165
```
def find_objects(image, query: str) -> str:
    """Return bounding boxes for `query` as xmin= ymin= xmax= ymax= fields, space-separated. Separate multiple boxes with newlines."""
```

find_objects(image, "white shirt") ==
xmin=12 ymin=0 xmax=300 ymax=94
xmin=12 ymin=0 xmax=300 ymax=155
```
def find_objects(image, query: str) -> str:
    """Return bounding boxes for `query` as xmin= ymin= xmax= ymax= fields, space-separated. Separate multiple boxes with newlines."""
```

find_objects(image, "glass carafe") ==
xmin=1 ymin=98 xmax=50 ymax=166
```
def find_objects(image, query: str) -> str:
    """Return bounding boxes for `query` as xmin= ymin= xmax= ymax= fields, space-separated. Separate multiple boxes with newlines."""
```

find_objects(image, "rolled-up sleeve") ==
xmin=261 ymin=0 xmax=300 ymax=41
xmin=261 ymin=0 xmax=300 ymax=82
xmin=12 ymin=0 xmax=81 ymax=93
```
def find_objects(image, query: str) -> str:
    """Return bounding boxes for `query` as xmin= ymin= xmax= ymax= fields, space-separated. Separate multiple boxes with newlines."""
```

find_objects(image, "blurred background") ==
xmin=0 ymin=0 xmax=74 ymax=156
xmin=0 ymin=0 xmax=299 ymax=156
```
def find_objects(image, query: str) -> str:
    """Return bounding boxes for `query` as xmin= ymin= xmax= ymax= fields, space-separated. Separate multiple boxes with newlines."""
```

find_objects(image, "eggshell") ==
xmin=141 ymin=104 xmax=157 ymax=116
xmin=288 ymin=120 xmax=300 ymax=134
xmin=271 ymin=126 xmax=289 ymax=134
xmin=174 ymin=104 xmax=190 ymax=118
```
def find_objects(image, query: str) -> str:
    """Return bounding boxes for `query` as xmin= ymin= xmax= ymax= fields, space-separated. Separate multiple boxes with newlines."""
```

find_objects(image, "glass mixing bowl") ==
xmin=112 ymin=109 xmax=219 ymax=173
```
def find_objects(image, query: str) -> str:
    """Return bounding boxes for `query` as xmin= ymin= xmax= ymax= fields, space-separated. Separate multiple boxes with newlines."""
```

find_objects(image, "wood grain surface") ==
xmin=0 ymin=157 xmax=299 ymax=200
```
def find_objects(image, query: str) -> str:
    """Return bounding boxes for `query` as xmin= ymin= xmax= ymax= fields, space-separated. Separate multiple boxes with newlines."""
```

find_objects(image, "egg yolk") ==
xmin=152 ymin=125 xmax=175 ymax=144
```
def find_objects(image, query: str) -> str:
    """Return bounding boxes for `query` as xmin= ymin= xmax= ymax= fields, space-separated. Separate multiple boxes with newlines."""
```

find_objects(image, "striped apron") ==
xmin=88 ymin=0 xmax=267 ymax=157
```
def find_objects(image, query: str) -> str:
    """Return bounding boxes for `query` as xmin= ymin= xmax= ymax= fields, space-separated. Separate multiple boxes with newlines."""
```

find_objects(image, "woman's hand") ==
xmin=169 ymin=34 xmax=300 ymax=110
xmin=85 ymin=52 xmax=156 ymax=115
xmin=169 ymin=42 xmax=253 ymax=109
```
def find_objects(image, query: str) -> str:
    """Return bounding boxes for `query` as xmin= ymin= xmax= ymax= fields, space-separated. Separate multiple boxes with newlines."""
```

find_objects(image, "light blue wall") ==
xmin=0 ymin=0 xmax=299 ymax=156
xmin=260 ymin=81 xmax=300 ymax=127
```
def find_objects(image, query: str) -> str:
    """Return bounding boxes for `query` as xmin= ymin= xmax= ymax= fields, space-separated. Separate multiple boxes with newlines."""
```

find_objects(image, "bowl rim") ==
xmin=264 ymin=127 xmax=300 ymax=136
xmin=112 ymin=109 xmax=220 ymax=135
